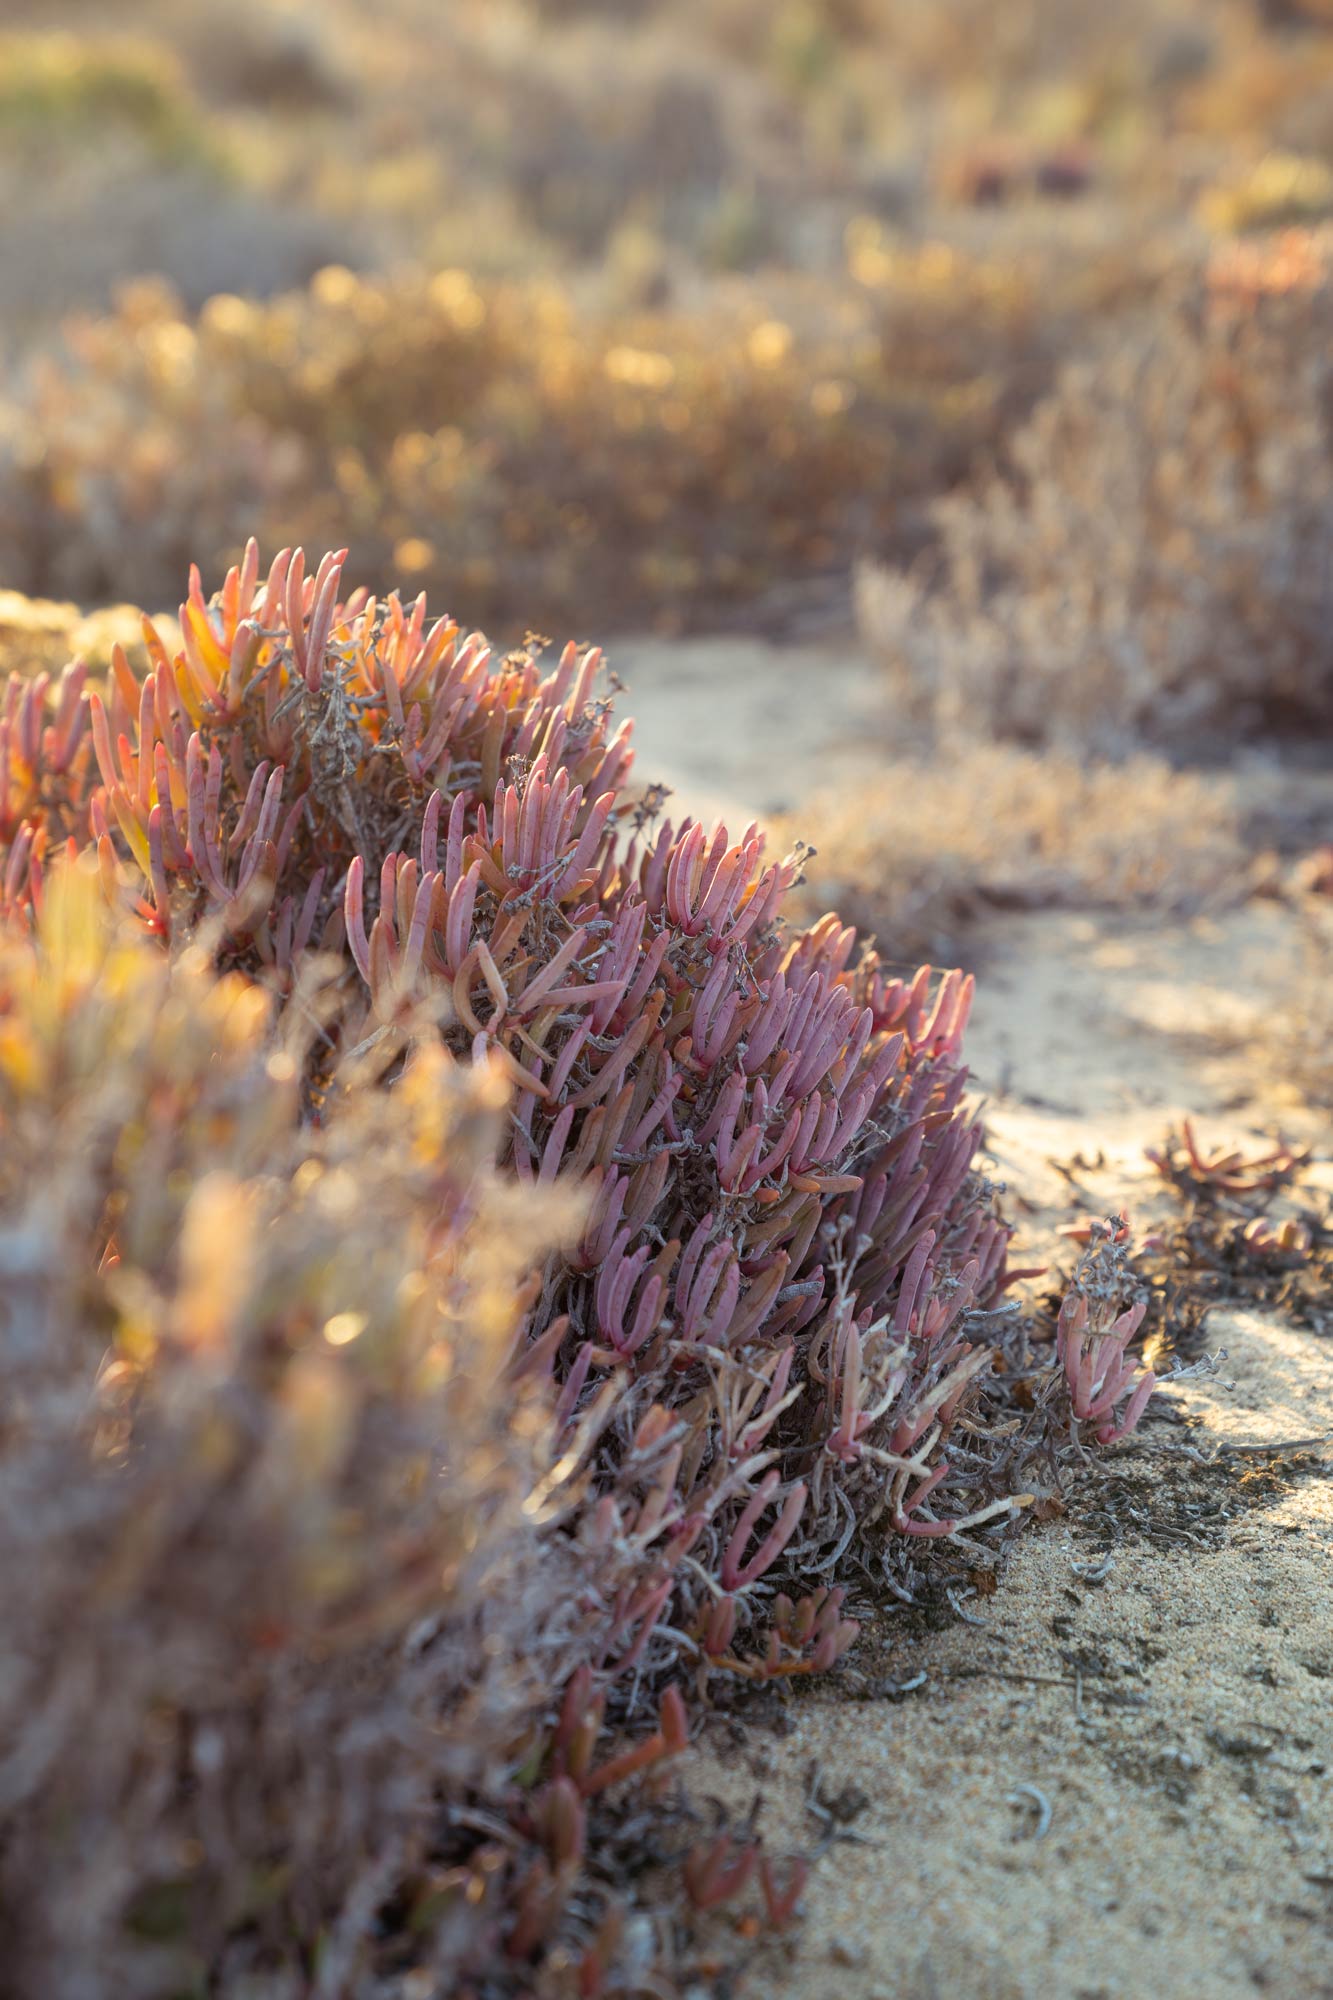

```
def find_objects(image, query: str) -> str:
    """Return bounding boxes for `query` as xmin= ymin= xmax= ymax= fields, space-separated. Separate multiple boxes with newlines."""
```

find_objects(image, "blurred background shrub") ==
xmin=2 ymin=0 xmax=1333 ymax=664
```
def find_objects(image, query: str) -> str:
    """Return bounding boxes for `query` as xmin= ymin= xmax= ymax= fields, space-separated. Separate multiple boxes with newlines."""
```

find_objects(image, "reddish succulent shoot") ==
xmin=557 ymin=1681 xmax=689 ymax=1800
xmin=683 ymin=1833 xmax=759 ymax=1913
xmin=1056 ymin=1220 xmax=1156 ymax=1446
xmin=759 ymin=1854 xmax=810 ymax=1931
xmin=1058 ymin=1294 xmax=1155 ymax=1446
xmin=720 ymin=1470 xmax=808 ymax=1593
xmin=1239 ymin=1215 xmax=1312 ymax=1266
xmin=534 ymin=1776 xmax=587 ymax=1872
xmin=714 ymin=1586 xmax=860 ymax=1681
xmin=1146 ymin=1119 xmax=1308 ymax=1196
xmin=578 ymin=1689 xmax=688 ymax=1800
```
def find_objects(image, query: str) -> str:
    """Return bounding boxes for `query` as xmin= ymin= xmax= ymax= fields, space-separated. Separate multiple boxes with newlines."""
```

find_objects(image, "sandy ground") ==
xmin=610 ymin=630 xmax=885 ymax=832
xmin=620 ymin=636 xmax=1333 ymax=2000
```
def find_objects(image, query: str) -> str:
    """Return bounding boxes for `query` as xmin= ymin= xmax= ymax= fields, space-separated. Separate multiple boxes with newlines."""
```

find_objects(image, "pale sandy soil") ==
xmin=620 ymin=637 xmax=1333 ymax=2000
xmin=610 ymin=629 xmax=885 ymax=832
xmin=699 ymin=909 xmax=1332 ymax=2000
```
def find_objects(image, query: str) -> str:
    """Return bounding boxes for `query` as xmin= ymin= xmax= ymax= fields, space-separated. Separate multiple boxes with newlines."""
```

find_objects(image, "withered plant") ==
xmin=0 ymin=240 xmax=1117 ymax=639
xmin=858 ymin=228 xmax=1333 ymax=752
xmin=787 ymin=741 xmax=1244 ymax=962
xmin=0 ymin=867 xmax=588 ymax=1996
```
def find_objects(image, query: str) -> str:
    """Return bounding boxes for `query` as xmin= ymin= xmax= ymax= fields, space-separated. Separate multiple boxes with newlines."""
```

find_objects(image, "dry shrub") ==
xmin=0 ymin=165 xmax=349 ymax=334
xmin=789 ymin=745 xmax=1246 ymax=962
xmin=0 ymin=869 xmax=580 ymax=1997
xmin=0 ymin=33 xmax=203 ymax=164
xmin=0 ymin=589 xmax=88 ymax=678
xmin=0 ymin=245 xmax=1114 ymax=636
xmin=0 ymin=588 xmax=164 ymax=680
xmin=181 ymin=1 xmax=353 ymax=112
xmin=1264 ymin=893 xmax=1333 ymax=1107
xmin=9 ymin=0 xmax=1333 ymax=317
xmin=0 ymin=32 xmax=345 ymax=333
xmin=858 ymin=229 xmax=1333 ymax=753
xmin=1198 ymin=149 xmax=1333 ymax=233
xmin=0 ymin=546 xmax=1158 ymax=1991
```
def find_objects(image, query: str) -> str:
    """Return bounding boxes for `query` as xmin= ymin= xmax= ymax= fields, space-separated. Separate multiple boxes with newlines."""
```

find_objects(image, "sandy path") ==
xmin=608 ymin=630 xmax=884 ymax=832
xmin=697 ymin=912 xmax=1333 ymax=2000
xmin=616 ymin=637 xmax=1332 ymax=1999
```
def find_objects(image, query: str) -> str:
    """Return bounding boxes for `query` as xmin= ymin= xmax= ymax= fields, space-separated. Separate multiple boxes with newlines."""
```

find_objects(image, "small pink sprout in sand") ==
xmin=1057 ymin=1291 xmax=1154 ymax=1445
xmin=683 ymin=1833 xmax=757 ymax=1912
xmin=1056 ymin=1216 xmax=1156 ymax=1446
xmin=1146 ymin=1121 xmax=1308 ymax=1197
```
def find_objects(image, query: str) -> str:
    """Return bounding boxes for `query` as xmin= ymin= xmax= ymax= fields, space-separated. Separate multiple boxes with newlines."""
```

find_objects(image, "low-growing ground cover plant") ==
xmin=0 ymin=546 xmax=1157 ymax=1993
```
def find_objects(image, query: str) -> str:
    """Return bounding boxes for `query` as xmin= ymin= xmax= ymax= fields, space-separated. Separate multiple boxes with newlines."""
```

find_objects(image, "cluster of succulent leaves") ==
xmin=0 ymin=546 xmax=1152 ymax=1994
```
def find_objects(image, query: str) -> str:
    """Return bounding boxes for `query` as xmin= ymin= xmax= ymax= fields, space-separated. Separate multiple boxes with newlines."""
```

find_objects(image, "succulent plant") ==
xmin=0 ymin=546 xmax=1156 ymax=1993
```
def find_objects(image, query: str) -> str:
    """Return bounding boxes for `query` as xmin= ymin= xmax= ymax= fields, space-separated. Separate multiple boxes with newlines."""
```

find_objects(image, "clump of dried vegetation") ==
xmin=0 ymin=244 xmax=1120 ymax=638
xmin=788 ymin=744 xmax=1246 ymax=963
xmin=0 ymin=872 xmax=581 ymax=1998
xmin=8 ymin=3 xmax=1333 ymax=648
xmin=857 ymin=229 xmax=1333 ymax=753
xmin=0 ymin=29 xmax=345 ymax=339
xmin=1250 ymin=879 xmax=1333 ymax=1110
xmin=31 ymin=0 xmax=1332 ymax=281
xmin=0 ymin=546 xmax=1158 ymax=1993
xmin=0 ymin=32 xmax=208 ymax=169
xmin=1137 ymin=1121 xmax=1332 ymax=1351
